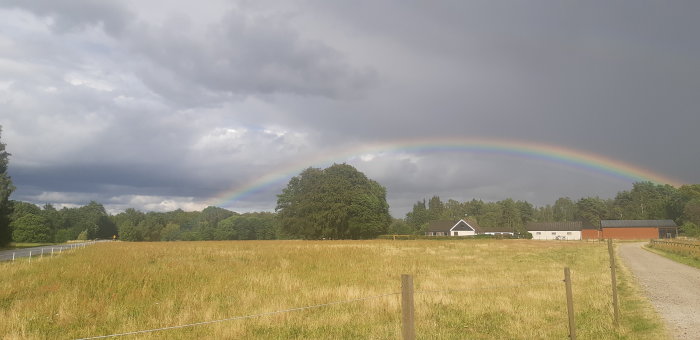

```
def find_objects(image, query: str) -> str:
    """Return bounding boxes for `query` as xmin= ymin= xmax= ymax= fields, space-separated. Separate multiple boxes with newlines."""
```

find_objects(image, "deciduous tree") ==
xmin=11 ymin=213 xmax=51 ymax=243
xmin=276 ymin=163 xmax=390 ymax=239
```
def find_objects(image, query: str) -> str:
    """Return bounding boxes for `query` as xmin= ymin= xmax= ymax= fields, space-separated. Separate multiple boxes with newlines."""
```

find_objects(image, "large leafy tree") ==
xmin=575 ymin=197 xmax=608 ymax=226
xmin=0 ymin=127 xmax=14 ymax=246
xmin=276 ymin=163 xmax=391 ymax=239
xmin=612 ymin=182 xmax=678 ymax=220
xmin=11 ymin=213 xmax=52 ymax=243
xmin=553 ymin=197 xmax=576 ymax=222
xmin=405 ymin=199 xmax=428 ymax=232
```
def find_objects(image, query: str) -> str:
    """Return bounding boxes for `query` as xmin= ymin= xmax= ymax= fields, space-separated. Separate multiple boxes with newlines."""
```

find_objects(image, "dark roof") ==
xmin=478 ymin=226 xmax=515 ymax=233
xmin=426 ymin=220 xmax=461 ymax=232
xmin=526 ymin=221 xmax=582 ymax=231
xmin=600 ymin=220 xmax=677 ymax=228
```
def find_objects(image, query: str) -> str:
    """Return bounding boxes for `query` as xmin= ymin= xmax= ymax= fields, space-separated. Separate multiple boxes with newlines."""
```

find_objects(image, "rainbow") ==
xmin=207 ymin=137 xmax=684 ymax=208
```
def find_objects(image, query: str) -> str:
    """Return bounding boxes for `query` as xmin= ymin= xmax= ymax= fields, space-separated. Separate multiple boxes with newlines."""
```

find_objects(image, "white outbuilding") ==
xmin=526 ymin=221 xmax=582 ymax=240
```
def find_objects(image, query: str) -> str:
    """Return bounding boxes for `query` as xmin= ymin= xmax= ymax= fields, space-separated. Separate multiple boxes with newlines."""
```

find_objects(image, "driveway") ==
xmin=618 ymin=242 xmax=700 ymax=340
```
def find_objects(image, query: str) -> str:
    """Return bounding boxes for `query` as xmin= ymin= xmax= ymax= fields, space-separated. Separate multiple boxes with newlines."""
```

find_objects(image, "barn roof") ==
xmin=600 ymin=220 xmax=677 ymax=228
xmin=526 ymin=221 xmax=582 ymax=231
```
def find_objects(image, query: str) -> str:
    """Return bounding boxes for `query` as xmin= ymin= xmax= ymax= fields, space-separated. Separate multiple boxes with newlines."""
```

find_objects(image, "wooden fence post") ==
xmin=607 ymin=239 xmax=620 ymax=327
xmin=564 ymin=267 xmax=576 ymax=340
xmin=401 ymin=274 xmax=415 ymax=340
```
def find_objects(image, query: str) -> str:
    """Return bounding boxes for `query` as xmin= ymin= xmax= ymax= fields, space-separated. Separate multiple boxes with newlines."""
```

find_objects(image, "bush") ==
xmin=680 ymin=222 xmax=700 ymax=237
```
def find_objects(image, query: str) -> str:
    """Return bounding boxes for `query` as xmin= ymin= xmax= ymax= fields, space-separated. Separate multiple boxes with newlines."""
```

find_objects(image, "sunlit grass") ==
xmin=0 ymin=240 xmax=666 ymax=339
xmin=644 ymin=243 xmax=700 ymax=269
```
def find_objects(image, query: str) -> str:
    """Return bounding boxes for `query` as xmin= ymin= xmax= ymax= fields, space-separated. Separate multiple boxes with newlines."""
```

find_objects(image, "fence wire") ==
xmin=75 ymin=292 xmax=400 ymax=340
xmin=414 ymin=280 xmax=564 ymax=295
xmin=75 ymin=278 xmax=565 ymax=339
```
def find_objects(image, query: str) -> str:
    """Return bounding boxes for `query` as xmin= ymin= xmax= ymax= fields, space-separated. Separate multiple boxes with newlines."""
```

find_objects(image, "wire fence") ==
xmin=414 ymin=280 xmax=564 ymax=295
xmin=74 ymin=278 xmax=575 ymax=340
xmin=75 ymin=292 xmax=401 ymax=340
xmin=0 ymin=241 xmax=98 ymax=263
xmin=649 ymin=239 xmax=700 ymax=248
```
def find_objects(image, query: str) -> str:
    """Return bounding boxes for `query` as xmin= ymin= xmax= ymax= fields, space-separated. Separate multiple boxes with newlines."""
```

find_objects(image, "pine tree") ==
xmin=0 ymin=126 xmax=15 ymax=246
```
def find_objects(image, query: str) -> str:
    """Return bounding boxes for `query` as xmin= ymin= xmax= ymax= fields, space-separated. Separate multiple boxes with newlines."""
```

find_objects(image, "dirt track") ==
xmin=618 ymin=242 xmax=700 ymax=340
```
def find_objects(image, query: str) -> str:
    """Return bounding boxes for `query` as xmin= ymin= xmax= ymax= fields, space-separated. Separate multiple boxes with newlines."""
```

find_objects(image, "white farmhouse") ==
xmin=425 ymin=219 xmax=478 ymax=236
xmin=425 ymin=219 xmax=514 ymax=237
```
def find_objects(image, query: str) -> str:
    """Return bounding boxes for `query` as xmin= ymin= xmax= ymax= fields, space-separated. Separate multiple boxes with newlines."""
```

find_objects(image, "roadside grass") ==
xmin=0 ymin=240 xmax=667 ymax=339
xmin=643 ymin=245 xmax=700 ymax=269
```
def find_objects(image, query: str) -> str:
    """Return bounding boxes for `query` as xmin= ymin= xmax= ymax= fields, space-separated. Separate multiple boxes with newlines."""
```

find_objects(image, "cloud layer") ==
xmin=2 ymin=1 xmax=699 ymax=216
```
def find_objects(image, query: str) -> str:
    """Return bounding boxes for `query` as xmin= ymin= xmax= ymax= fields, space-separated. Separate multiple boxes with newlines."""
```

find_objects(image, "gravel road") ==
xmin=618 ymin=242 xmax=700 ymax=340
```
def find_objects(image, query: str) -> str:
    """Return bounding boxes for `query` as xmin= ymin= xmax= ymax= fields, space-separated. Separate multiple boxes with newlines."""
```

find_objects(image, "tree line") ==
xmin=6 ymin=202 xmax=281 ymax=243
xmin=395 ymin=182 xmax=700 ymax=237
xmin=4 ymin=177 xmax=700 ymax=244
xmin=1 ymin=163 xmax=390 ymax=244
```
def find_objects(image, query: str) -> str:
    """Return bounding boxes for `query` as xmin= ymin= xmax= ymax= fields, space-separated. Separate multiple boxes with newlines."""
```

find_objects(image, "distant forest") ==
xmin=397 ymin=182 xmax=700 ymax=237
xmin=6 ymin=181 xmax=700 ymax=243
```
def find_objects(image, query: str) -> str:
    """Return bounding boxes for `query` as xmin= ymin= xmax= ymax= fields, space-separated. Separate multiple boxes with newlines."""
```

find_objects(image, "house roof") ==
xmin=526 ymin=221 xmax=582 ymax=231
xmin=425 ymin=219 xmax=479 ymax=233
xmin=600 ymin=220 xmax=677 ymax=228
xmin=425 ymin=220 xmax=460 ymax=232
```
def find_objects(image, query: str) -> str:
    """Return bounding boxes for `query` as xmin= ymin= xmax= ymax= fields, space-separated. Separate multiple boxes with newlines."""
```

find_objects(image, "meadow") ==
xmin=1 ymin=240 xmax=666 ymax=339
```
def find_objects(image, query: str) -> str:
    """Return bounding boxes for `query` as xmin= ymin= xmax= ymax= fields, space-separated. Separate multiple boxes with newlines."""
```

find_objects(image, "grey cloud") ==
xmin=125 ymin=10 xmax=376 ymax=104
xmin=0 ymin=0 xmax=131 ymax=35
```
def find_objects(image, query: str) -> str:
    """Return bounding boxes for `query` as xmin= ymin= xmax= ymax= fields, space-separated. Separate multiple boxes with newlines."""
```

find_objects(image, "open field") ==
xmin=1 ymin=240 xmax=666 ymax=339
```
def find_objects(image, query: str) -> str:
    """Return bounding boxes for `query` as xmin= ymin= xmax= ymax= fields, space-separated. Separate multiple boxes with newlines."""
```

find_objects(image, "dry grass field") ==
xmin=0 ymin=240 xmax=666 ymax=339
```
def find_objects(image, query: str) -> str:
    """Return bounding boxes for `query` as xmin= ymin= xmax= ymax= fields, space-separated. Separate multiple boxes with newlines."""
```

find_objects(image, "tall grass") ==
xmin=647 ymin=240 xmax=700 ymax=259
xmin=646 ymin=239 xmax=700 ymax=269
xmin=0 ymin=240 xmax=666 ymax=339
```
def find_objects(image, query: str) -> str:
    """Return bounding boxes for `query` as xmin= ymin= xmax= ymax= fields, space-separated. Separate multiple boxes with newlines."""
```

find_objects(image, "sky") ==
xmin=1 ymin=0 xmax=698 ymax=217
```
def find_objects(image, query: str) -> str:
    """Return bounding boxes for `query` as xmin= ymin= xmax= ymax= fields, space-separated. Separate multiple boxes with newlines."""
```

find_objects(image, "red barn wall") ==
xmin=581 ymin=229 xmax=601 ymax=240
xmin=601 ymin=227 xmax=657 ymax=239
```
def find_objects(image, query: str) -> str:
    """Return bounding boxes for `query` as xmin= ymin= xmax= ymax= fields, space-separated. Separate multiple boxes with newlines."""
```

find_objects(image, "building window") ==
xmin=552 ymin=232 xmax=556 ymax=235
xmin=567 ymin=232 xmax=572 ymax=235
xmin=536 ymin=232 xmax=541 ymax=235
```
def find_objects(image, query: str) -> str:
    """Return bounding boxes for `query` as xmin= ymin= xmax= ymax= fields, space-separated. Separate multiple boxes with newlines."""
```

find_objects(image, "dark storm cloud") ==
xmin=126 ymin=11 xmax=377 ymax=104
